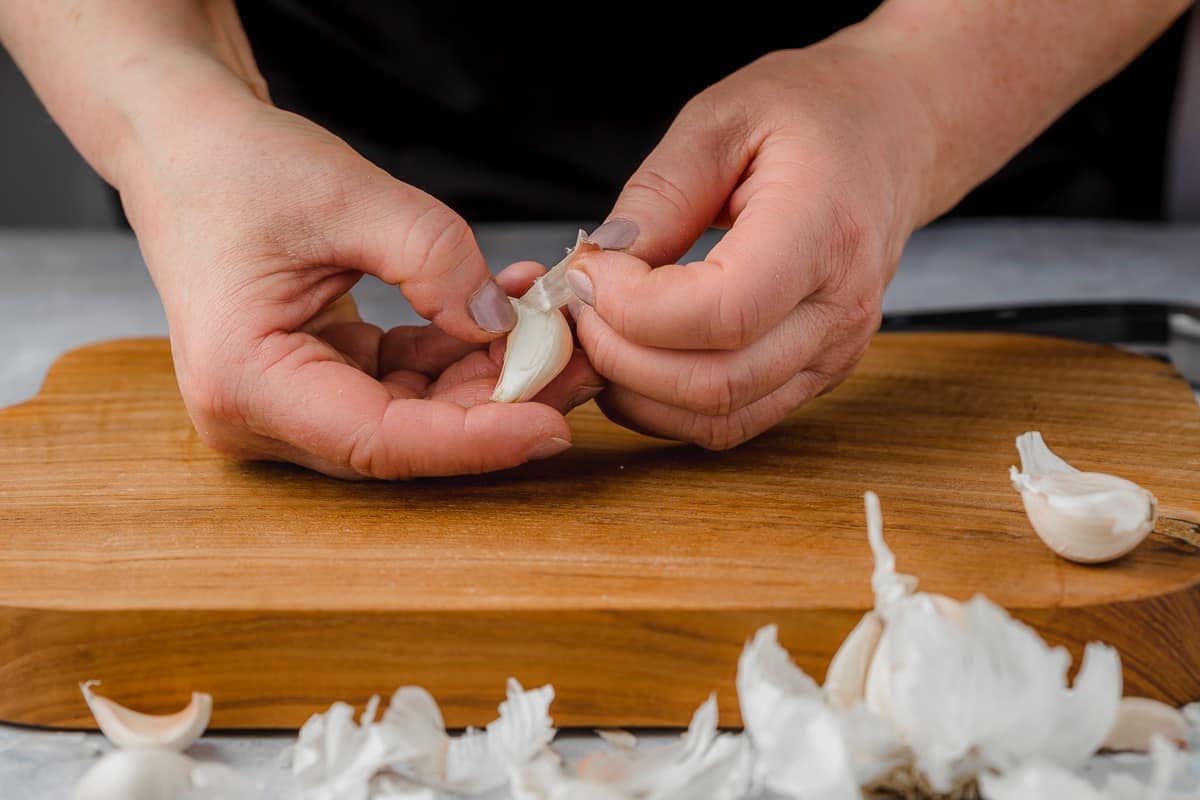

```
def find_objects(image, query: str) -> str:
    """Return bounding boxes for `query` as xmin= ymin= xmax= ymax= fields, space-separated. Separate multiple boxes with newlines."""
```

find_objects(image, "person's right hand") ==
xmin=118 ymin=94 xmax=600 ymax=479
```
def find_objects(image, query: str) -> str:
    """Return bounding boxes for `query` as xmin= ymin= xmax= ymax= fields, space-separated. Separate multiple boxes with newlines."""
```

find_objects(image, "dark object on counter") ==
xmin=882 ymin=302 xmax=1200 ymax=385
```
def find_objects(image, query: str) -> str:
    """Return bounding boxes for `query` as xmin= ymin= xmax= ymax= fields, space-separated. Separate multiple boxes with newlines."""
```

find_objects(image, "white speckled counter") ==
xmin=1 ymin=220 xmax=1198 ymax=798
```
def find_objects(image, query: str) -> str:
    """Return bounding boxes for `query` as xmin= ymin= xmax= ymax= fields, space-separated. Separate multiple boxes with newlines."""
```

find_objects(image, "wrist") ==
xmin=105 ymin=50 xmax=269 ymax=197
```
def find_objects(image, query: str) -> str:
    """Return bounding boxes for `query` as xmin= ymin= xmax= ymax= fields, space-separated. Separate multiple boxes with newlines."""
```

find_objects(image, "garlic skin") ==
xmin=1010 ymin=432 xmax=1158 ymax=564
xmin=490 ymin=298 xmax=573 ymax=404
xmin=80 ymin=681 xmax=212 ymax=752
xmin=491 ymin=231 xmax=599 ymax=404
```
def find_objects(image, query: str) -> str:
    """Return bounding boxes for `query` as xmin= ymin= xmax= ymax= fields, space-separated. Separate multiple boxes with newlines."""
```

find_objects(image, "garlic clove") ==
xmin=72 ymin=748 xmax=258 ymax=800
xmin=492 ymin=231 xmax=600 ymax=404
xmin=1010 ymin=431 xmax=1157 ymax=564
xmin=490 ymin=298 xmax=574 ymax=404
xmin=73 ymin=749 xmax=198 ymax=800
xmin=823 ymin=610 xmax=883 ymax=710
xmin=1101 ymin=697 xmax=1190 ymax=752
xmin=81 ymin=681 xmax=212 ymax=751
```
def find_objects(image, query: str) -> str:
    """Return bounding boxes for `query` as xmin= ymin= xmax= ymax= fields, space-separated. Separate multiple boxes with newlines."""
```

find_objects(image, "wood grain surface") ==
xmin=0 ymin=334 xmax=1197 ymax=730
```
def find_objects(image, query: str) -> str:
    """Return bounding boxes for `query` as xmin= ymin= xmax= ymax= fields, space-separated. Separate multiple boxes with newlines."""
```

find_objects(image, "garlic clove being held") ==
xmin=489 ymin=297 xmax=574 ymax=403
xmin=491 ymin=231 xmax=599 ymax=404
xmin=1010 ymin=431 xmax=1157 ymax=564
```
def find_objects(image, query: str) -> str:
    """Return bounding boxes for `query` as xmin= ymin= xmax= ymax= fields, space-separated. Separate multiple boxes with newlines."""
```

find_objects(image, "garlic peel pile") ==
xmin=1010 ymin=432 xmax=1158 ymax=563
xmin=491 ymin=230 xmax=599 ymax=404
xmin=81 ymin=680 xmax=212 ymax=752
xmin=282 ymin=491 xmax=1191 ymax=800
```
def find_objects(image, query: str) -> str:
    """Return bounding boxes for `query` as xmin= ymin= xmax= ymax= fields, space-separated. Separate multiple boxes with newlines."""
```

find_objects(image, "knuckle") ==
xmin=709 ymin=289 xmax=760 ymax=350
xmin=689 ymin=412 xmax=751 ymax=452
xmin=179 ymin=367 xmax=244 ymax=455
xmin=623 ymin=165 xmax=694 ymax=221
xmin=681 ymin=358 xmax=752 ymax=417
xmin=403 ymin=203 xmax=478 ymax=281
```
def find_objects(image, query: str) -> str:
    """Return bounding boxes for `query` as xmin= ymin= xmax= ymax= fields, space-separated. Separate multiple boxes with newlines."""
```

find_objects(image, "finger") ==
xmin=569 ymin=181 xmax=837 ymax=351
xmin=326 ymin=177 xmax=515 ymax=340
xmin=495 ymin=260 xmax=548 ymax=296
xmin=246 ymin=332 xmax=572 ymax=478
xmin=596 ymin=367 xmax=830 ymax=451
xmin=596 ymin=96 xmax=754 ymax=267
xmin=574 ymin=300 xmax=838 ymax=416
xmin=378 ymin=324 xmax=484 ymax=378
xmin=375 ymin=260 xmax=549 ymax=378
xmin=318 ymin=321 xmax=384 ymax=376
xmin=381 ymin=369 xmax=430 ymax=399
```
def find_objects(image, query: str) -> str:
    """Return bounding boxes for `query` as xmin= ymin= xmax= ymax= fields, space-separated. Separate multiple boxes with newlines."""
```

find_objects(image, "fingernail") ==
xmin=566 ymin=385 xmax=603 ymax=411
xmin=468 ymin=279 xmax=517 ymax=333
xmin=527 ymin=436 xmax=571 ymax=461
xmin=567 ymin=270 xmax=594 ymax=306
xmin=589 ymin=218 xmax=639 ymax=250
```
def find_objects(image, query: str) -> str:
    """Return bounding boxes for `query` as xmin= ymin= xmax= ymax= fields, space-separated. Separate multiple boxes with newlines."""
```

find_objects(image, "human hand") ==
xmin=121 ymin=98 xmax=600 ymax=478
xmin=566 ymin=43 xmax=934 ymax=449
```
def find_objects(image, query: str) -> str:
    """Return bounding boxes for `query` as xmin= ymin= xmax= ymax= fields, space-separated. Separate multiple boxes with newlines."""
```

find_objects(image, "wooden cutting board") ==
xmin=1 ymin=334 xmax=1197 ymax=730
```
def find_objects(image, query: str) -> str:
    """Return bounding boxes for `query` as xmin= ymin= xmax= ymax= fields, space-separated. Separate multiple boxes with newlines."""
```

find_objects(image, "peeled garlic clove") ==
xmin=492 ymin=230 xmax=600 ymax=404
xmin=81 ymin=681 xmax=212 ymax=751
xmin=1009 ymin=431 xmax=1157 ymax=564
xmin=490 ymin=298 xmax=574 ymax=403
xmin=823 ymin=610 xmax=883 ymax=709
xmin=73 ymin=749 xmax=259 ymax=800
xmin=1101 ymin=697 xmax=1189 ymax=752
xmin=74 ymin=749 xmax=197 ymax=800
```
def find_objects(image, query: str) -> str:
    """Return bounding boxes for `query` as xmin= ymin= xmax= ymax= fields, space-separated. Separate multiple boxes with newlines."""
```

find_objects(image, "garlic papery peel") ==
xmin=72 ymin=748 xmax=260 ymax=800
xmin=80 ymin=680 xmax=212 ymax=752
xmin=289 ymin=678 xmax=555 ymax=799
xmin=491 ymin=231 xmax=599 ymax=404
xmin=1102 ymin=697 xmax=1190 ymax=752
xmin=980 ymin=736 xmax=1192 ymax=800
xmin=1010 ymin=431 xmax=1158 ymax=563
xmin=281 ymin=491 xmax=1166 ymax=799
xmin=522 ymin=230 xmax=602 ymax=314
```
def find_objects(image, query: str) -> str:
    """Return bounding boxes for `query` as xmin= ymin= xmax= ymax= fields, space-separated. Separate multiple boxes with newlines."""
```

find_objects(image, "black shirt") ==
xmin=237 ymin=2 xmax=1189 ymax=222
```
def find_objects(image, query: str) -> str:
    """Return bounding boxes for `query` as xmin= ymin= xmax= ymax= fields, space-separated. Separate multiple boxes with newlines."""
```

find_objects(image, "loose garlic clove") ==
xmin=491 ymin=231 xmax=600 ymax=404
xmin=1010 ymin=431 xmax=1157 ymax=564
xmin=73 ymin=749 xmax=259 ymax=800
xmin=1101 ymin=697 xmax=1190 ymax=752
xmin=81 ymin=681 xmax=212 ymax=751
xmin=824 ymin=610 xmax=883 ymax=709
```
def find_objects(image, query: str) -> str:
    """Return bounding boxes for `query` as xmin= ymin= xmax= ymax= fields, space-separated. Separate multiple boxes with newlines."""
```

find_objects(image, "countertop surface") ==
xmin=2 ymin=219 xmax=1199 ymax=797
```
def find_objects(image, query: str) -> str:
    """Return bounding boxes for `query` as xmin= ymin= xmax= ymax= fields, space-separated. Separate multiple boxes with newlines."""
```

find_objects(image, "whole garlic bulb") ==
xmin=1009 ymin=432 xmax=1157 ymax=564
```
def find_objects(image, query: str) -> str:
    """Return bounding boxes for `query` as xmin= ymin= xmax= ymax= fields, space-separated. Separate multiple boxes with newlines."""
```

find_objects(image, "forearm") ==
xmin=843 ymin=0 xmax=1192 ymax=226
xmin=0 ymin=0 xmax=266 ymax=188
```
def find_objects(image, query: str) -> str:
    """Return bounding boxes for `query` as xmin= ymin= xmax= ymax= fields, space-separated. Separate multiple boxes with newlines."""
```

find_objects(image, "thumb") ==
xmin=329 ymin=176 xmax=515 ymax=343
xmin=593 ymin=98 xmax=751 ymax=266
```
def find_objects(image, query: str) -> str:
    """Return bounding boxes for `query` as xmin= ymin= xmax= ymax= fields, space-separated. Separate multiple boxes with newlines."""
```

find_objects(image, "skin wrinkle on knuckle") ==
xmin=623 ymin=165 xmax=695 ymax=222
xmin=710 ymin=280 xmax=757 ymax=351
xmin=399 ymin=202 xmax=472 ymax=286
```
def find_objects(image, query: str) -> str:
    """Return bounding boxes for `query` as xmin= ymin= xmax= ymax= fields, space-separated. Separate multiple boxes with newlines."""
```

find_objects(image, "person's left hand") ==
xmin=565 ymin=42 xmax=934 ymax=449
